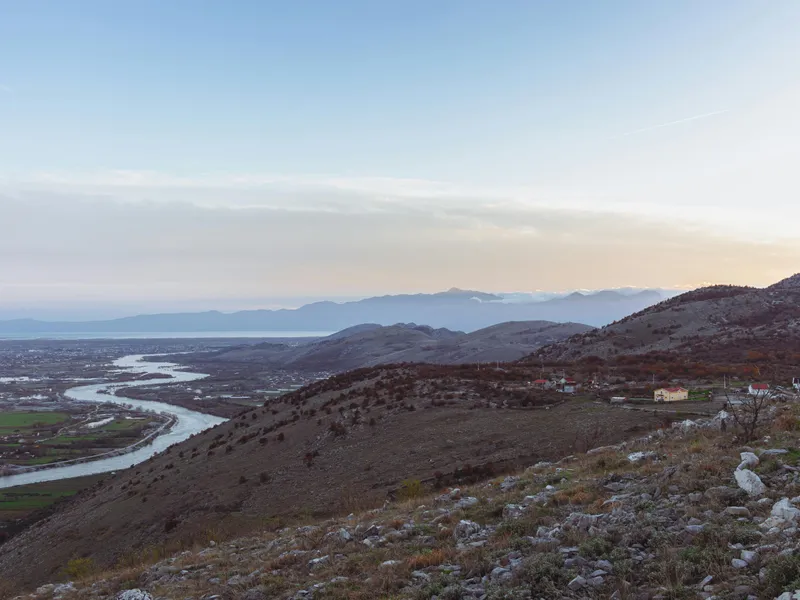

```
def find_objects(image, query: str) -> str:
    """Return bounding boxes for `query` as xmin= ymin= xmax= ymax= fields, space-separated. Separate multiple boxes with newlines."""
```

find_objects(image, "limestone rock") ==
xmin=734 ymin=469 xmax=766 ymax=496
xmin=771 ymin=498 xmax=800 ymax=522
xmin=117 ymin=591 xmax=154 ymax=600
xmin=738 ymin=452 xmax=760 ymax=470
xmin=453 ymin=519 xmax=482 ymax=541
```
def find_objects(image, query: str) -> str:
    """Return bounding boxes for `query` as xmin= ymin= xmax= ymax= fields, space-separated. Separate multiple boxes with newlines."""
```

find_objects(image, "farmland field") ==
xmin=0 ymin=412 xmax=70 ymax=433
xmin=0 ymin=474 xmax=105 ymax=540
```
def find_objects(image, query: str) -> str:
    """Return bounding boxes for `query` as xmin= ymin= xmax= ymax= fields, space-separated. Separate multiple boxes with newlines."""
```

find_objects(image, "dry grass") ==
xmin=406 ymin=548 xmax=450 ymax=570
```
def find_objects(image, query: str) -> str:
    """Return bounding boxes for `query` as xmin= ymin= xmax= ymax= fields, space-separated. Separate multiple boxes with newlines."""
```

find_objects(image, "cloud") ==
xmin=0 ymin=189 xmax=798 ymax=307
xmin=615 ymin=109 xmax=730 ymax=138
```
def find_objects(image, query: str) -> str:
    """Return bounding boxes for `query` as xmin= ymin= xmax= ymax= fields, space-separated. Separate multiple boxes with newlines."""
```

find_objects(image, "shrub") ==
xmin=64 ymin=557 xmax=95 ymax=579
xmin=762 ymin=555 xmax=800 ymax=597
xmin=578 ymin=536 xmax=614 ymax=559
xmin=407 ymin=548 xmax=448 ymax=570
xmin=397 ymin=478 xmax=423 ymax=500
xmin=774 ymin=412 xmax=800 ymax=431
xmin=517 ymin=552 xmax=572 ymax=596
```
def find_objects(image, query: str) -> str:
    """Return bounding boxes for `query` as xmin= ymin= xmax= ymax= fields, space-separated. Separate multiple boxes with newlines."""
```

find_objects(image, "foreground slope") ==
xmin=185 ymin=321 xmax=593 ymax=372
xmin=531 ymin=274 xmax=800 ymax=364
xmin=14 ymin=400 xmax=800 ymax=600
xmin=0 ymin=364 xmax=661 ymax=590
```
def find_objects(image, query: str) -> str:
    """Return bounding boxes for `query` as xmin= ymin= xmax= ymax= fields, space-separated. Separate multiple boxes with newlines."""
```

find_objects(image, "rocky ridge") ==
xmin=531 ymin=273 xmax=800 ymax=364
xmin=15 ymin=404 xmax=800 ymax=600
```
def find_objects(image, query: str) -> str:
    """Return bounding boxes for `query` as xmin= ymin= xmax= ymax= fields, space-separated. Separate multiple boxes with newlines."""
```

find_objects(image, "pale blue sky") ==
xmin=1 ymin=1 xmax=799 ymax=313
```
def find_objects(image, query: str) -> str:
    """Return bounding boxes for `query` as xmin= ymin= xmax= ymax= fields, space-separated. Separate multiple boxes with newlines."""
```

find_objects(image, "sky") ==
xmin=1 ymin=0 xmax=800 ymax=318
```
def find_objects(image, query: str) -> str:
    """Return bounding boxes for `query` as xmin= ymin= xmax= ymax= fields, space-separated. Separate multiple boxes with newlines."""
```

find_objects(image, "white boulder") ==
xmin=734 ymin=469 xmax=766 ymax=496
xmin=738 ymin=451 xmax=760 ymax=470
xmin=771 ymin=498 xmax=800 ymax=522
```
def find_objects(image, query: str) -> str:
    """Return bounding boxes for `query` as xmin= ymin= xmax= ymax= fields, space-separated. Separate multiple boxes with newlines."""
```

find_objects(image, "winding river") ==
xmin=0 ymin=354 xmax=226 ymax=489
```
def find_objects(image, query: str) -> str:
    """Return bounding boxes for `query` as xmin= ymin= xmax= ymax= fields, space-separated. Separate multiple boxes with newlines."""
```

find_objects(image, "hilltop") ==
xmin=530 ymin=274 xmax=800 ymax=366
xmin=182 ymin=321 xmax=593 ymax=373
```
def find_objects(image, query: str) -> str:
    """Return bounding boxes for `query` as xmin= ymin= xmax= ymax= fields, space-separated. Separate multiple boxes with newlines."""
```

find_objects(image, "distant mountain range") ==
xmin=183 ymin=320 xmax=594 ymax=372
xmin=0 ymin=288 xmax=670 ymax=335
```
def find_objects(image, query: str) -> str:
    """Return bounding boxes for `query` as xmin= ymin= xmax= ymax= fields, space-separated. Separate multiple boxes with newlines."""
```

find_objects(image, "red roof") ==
xmin=751 ymin=383 xmax=769 ymax=390
xmin=533 ymin=379 xmax=547 ymax=384
xmin=564 ymin=378 xmax=577 ymax=384
xmin=664 ymin=387 xmax=687 ymax=393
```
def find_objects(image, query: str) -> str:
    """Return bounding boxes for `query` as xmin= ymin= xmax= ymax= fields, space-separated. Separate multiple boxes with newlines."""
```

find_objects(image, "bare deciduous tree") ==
xmin=724 ymin=381 xmax=776 ymax=442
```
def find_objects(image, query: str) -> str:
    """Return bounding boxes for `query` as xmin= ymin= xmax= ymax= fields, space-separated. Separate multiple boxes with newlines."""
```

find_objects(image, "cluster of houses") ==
xmin=532 ymin=377 xmax=580 ymax=394
xmin=530 ymin=376 xmax=800 ymax=402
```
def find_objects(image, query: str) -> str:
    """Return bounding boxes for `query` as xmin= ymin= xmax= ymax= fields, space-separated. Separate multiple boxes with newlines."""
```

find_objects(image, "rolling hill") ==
xmin=530 ymin=274 xmax=800 ymax=364
xmin=180 ymin=320 xmax=594 ymax=372
xmin=0 ymin=363 xmax=664 ymax=590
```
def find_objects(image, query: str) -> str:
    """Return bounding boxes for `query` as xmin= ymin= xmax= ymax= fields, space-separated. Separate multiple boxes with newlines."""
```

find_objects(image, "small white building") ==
xmin=654 ymin=387 xmax=689 ymax=402
xmin=793 ymin=377 xmax=800 ymax=391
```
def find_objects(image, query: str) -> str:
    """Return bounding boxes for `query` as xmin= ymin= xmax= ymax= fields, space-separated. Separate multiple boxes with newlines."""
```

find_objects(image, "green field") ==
xmin=0 ymin=412 xmax=70 ymax=432
xmin=101 ymin=418 xmax=143 ymax=431
xmin=0 ymin=474 xmax=105 ymax=519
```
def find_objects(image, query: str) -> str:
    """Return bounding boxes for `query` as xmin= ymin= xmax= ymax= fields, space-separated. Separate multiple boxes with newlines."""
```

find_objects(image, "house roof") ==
xmin=750 ymin=383 xmax=770 ymax=389
xmin=658 ymin=387 xmax=687 ymax=393
xmin=533 ymin=379 xmax=547 ymax=384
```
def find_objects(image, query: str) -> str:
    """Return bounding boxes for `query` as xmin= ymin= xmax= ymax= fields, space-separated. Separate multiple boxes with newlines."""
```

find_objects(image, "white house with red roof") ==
xmin=748 ymin=383 xmax=770 ymax=396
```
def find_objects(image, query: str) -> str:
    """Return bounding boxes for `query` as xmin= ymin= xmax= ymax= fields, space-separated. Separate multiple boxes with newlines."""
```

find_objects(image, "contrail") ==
xmin=616 ymin=109 xmax=729 ymax=137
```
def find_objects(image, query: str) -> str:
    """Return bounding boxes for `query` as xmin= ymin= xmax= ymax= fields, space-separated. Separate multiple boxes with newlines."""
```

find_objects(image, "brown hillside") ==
xmin=530 ymin=274 xmax=800 ymax=364
xmin=181 ymin=320 xmax=594 ymax=372
xmin=0 ymin=364 xmax=663 ymax=590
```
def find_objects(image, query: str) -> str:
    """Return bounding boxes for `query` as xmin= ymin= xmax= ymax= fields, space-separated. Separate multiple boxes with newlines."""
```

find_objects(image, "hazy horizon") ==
xmin=2 ymin=1 xmax=799 ymax=310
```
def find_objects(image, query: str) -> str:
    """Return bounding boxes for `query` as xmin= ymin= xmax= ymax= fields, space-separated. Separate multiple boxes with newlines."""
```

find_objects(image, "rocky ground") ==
xmin=13 ymin=404 xmax=800 ymax=600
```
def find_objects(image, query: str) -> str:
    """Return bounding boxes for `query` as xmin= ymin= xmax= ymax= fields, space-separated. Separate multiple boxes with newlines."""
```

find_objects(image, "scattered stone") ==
xmin=760 ymin=449 xmax=788 ymax=457
xmin=734 ymin=469 xmax=766 ymax=496
xmin=741 ymin=550 xmax=759 ymax=565
xmin=456 ymin=496 xmax=479 ymax=509
xmin=731 ymin=558 xmax=749 ymax=569
xmin=502 ymin=504 xmax=525 ymax=520
xmin=380 ymin=560 xmax=400 ymax=568
xmin=771 ymin=498 xmax=800 ymax=522
xmin=596 ymin=559 xmax=614 ymax=573
xmin=628 ymin=451 xmax=657 ymax=463
xmin=685 ymin=524 xmax=705 ymax=534
xmin=738 ymin=452 xmax=760 ymax=470
xmin=568 ymin=575 xmax=587 ymax=591
xmin=490 ymin=566 xmax=512 ymax=583
xmin=724 ymin=506 xmax=751 ymax=518
xmin=453 ymin=519 xmax=482 ymax=541
xmin=308 ymin=555 xmax=330 ymax=569
xmin=499 ymin=476 xmax=520 ymax=491
xmin=117 ymin=592 xmax=153 ymax=600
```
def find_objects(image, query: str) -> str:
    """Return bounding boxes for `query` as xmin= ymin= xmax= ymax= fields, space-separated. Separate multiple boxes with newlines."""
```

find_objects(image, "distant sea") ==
xmin=0 ymin=331 xmax=335 ymax=340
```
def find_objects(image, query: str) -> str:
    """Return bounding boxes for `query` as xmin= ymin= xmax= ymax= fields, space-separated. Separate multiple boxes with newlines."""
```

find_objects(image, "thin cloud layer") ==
xmin=1 ymin=185 xmax=798 ymax=309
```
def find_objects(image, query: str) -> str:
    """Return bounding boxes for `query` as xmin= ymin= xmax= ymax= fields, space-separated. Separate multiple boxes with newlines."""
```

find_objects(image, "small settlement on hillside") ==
xmin=531 ymin=377 xmax=580 ymax=394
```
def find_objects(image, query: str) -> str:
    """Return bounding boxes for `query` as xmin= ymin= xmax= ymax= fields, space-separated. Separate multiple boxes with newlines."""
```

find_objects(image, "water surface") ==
xmin=0 ymin=355 xmax=226 ymax=489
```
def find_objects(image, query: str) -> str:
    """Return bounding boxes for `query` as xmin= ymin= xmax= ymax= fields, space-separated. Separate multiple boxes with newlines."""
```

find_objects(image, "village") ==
xmin=529 ymin=373 xmax=800 ymax=405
